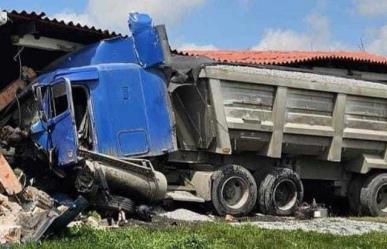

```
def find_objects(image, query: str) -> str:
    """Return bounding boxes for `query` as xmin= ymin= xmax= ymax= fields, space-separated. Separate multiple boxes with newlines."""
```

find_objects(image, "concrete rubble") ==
xmin=0 ymin=194 xmax=22 ymax=244
xmin=0 ymin=155 xmax=87 ymax=245
xmin=0 ymin=187 xmax=54 ymax=244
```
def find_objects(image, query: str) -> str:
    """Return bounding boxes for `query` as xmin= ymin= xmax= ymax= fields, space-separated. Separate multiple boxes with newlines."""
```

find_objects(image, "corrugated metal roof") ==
xmin=181 ymin=50 xmax=387 ymax=66
xmin=4 ymin=10 xmax=118 ymax=42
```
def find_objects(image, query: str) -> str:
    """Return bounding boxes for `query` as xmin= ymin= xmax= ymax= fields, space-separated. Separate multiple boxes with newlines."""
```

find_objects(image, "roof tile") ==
xmin=182 ymin=50 xmax=387 ymax=66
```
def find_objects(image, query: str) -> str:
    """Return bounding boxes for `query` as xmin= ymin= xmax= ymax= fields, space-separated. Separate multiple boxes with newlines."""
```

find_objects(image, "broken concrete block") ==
xmin=0 ymin=225 xmax=21 ymax=244
xmin=0 ymin=154 xmax=22 ymax=195
xmin=23 ymin=186 xmax=54 ymax=210
xmin=0 ymin=194 xmax=22 ymax=224
xmin=0 ymin=194 xmax=23 ymax=244
xmin=0 ymin=193 xmax=8 ymax=204
xmin=225 ymin=214 xmax=236 ymax=222
xmin=0 ymin=126 xmax=29 ymax=146
xmin=86 ymin=216 xmax=100 ymax=228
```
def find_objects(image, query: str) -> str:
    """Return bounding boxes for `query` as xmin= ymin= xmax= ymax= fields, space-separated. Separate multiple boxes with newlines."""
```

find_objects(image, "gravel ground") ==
xmin=235 ymin=217 xmax=387 ymax=236
xmin=156 ymin=209 xmax=387 ymax=236
xmin=158 ymin=209 xmax=214 ymax=222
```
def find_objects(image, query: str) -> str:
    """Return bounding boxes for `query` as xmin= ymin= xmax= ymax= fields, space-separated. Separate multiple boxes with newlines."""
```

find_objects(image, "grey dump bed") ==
xmin=199 ymin=65 xmax=387 ymax=169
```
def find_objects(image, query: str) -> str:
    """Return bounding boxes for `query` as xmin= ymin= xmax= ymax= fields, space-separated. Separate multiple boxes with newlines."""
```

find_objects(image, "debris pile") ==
xmin=0 ymin=154 xmax=87 ymax=245
xmin=295 ymin=199 xmax=329 ymax=220
xmin=0 ymin=193 xmax=22 ymax=244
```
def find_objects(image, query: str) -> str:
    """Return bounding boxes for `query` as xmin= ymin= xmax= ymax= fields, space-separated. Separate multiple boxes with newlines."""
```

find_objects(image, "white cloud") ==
xmin=367 ymin=25 xmax=387 ymax=55
xmin=252 ymin=29 xmax=312 ymax=50
xmin=352 ymin=0 xmax=387 ymax=55
xmin=177 ymin=43 xmax=218 ymax=51
xmin=354 ymin=0 xmax=387 ymax=16
xmin=53 ymin=0 xmax=206 ymax=34
xmin=252 ymin=13 xmax=346 ymax=51
xmin=53 ymin=12 xmax=92 ymax=27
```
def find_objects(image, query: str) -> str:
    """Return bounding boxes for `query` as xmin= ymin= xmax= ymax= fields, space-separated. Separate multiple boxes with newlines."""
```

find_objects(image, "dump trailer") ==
xmin=4 ymin=13 xmax=387 ymax=217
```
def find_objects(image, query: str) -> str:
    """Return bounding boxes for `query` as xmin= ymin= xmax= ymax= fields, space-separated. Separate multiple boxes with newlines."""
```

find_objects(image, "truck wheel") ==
xmin=360 ymin=173 xmax=387 ymax=217
xmin=258 ymin=168 xmax=303 ymax=216
xmin=211 ymin=165 xmax=257 ymax=216
xmin=89 ymin=194 xmax=135 ymax=214
xmin=348 ymin=175 xmax=364 ymax=215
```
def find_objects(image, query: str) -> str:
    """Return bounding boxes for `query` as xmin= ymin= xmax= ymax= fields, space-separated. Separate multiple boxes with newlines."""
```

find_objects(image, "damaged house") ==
xmin=0 ymin=10 xmax=116 ymax=109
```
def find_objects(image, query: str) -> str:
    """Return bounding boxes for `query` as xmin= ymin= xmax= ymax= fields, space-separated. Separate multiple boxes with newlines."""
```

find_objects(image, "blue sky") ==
xmin=2 ymin=0 xmax=387 ymax=54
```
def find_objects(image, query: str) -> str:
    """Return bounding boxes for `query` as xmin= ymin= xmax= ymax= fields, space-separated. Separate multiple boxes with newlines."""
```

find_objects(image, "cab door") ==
xmin=46 ymin=78 xmax=78 ymax=167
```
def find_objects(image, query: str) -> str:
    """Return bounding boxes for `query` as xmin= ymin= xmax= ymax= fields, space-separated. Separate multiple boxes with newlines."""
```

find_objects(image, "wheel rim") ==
xmin=376 ymin=184 xmax=387 ymax=213
xmin=220 ymin=176 xmax=249 ymax=209
xmin=273 ymin=179 xmax=298 ymax=211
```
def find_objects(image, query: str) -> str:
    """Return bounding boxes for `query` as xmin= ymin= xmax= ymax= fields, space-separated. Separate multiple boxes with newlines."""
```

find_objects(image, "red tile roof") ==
xmin=182 ymin=50 xmax=387 ymax=66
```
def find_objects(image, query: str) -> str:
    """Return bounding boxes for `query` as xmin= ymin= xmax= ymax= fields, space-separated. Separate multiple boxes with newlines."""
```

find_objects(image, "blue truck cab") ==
xmin=30 ymin=13 xmax=176 ymax=167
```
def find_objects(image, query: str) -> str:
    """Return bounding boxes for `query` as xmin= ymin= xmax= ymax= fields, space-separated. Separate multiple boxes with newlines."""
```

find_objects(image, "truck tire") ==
xmin=348 ymin=175 xmax=364 ymax=215
xmin=89 ymin=194 xmax=135 ymax=214
xmin=211 ymin=165 xmax=257 ymax=216
xmin=360 ymin=173 xmax=387 ymax=217
xmin=253 ymin=167 xmax=271 ymax=211
xmin=258 ymin=168 xmax=303 ymax=216
xmin=254 ymin=168 xmax=271 ymax=187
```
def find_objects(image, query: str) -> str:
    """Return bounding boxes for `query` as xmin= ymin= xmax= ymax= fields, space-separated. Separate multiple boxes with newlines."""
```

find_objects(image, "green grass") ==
xmin=14 ymin=223 xmax=387 ymax=249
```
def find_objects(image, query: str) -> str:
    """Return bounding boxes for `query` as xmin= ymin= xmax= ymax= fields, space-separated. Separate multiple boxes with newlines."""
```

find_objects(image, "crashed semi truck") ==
xmin=2 ymin=13 xmax=387 ymax=217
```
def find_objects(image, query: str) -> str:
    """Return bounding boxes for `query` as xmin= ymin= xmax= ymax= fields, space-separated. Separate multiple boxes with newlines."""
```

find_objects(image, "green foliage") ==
xmin=13 ymin=223 xmax=387 ymax=249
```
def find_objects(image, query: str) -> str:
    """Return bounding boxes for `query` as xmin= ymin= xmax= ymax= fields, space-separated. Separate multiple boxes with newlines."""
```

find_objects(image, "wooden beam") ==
xmin=0 ymin=80 xmax=27 ymax=111
xmin=0 ymin=154 xmax=22 ymax=195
